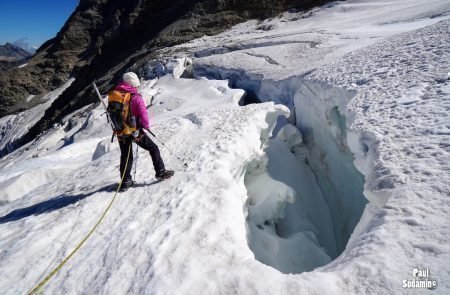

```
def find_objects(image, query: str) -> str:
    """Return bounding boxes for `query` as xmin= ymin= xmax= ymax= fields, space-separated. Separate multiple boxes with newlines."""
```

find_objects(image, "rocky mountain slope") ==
xmin=0 ymin=0 xmax=330 ymax=156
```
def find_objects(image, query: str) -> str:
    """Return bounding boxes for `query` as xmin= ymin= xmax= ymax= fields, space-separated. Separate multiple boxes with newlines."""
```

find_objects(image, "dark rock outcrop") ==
xmin=1 ymin=0 xmax=331 ymax=156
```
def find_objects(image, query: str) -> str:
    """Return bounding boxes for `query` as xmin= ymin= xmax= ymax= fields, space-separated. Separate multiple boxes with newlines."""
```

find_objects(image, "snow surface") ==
xmin=0 ymin=0 xmax=449 ymax=294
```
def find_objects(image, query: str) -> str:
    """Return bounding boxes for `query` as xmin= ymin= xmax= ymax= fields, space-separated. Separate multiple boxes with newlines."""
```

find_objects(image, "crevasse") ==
xmin=195 ymin=65 xmax=369 ymax=274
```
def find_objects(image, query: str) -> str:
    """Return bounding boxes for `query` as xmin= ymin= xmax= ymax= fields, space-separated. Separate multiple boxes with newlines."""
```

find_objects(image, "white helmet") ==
xmin=123 ymin=72 xmax=141 ymax=87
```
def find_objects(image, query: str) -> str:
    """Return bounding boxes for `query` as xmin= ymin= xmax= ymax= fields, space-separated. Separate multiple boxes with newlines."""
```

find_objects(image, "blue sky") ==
xmin=0 ymin=0 xmax=79 ymax=50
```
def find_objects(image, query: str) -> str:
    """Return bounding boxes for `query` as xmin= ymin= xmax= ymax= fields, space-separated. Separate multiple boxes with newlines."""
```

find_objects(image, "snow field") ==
xmin=310 ymin=19 xmax=450 ymax=292
xmin=0 ymin=76 xmax=293 ymax=294
xmin=0 ymin=0 xmax=449 ymax=294
xmin=182 ymin=0 xmax=449 ymax=292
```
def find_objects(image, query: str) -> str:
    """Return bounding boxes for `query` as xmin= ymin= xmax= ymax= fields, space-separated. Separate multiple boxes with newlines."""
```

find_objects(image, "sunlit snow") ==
xmin=0 ymin=0 xmax=449 ymax=294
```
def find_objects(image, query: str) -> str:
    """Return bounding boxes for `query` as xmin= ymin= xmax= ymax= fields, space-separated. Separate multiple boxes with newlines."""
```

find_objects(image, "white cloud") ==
xmin=13 ymin=38 xmax=36 ymax=54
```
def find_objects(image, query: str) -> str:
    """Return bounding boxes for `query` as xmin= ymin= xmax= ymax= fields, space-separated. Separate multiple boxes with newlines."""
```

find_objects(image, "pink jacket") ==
xmin=114 ymin=81 xmax=150 ymax=130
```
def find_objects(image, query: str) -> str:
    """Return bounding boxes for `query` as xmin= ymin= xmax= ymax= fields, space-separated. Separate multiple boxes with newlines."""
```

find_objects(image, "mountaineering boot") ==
xmin=118 ymin=179 xmax=134 ymax=192
xmin=155 ymin=170 xmax=174 ymax=180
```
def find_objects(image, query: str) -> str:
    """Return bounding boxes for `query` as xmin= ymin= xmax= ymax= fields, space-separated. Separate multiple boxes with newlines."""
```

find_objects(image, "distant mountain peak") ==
xmin=0 ymin=42 xmax=33 ymax=60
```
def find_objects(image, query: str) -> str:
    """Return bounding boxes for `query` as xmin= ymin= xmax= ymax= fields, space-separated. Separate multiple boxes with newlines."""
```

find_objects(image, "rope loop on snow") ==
xmin=29 ymin=143 xmax=132 ymax=294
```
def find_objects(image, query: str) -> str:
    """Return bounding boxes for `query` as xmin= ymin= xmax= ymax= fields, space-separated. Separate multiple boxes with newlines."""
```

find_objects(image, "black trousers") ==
xmin=118 ymin=132 xmax=165 ymax=181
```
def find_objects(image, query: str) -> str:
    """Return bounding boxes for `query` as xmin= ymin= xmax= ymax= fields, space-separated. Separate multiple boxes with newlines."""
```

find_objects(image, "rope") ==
xmin=29 ymin=143 xmax=132 ymax=295
xmin=133 ymin=145 xmax=139 ymax=182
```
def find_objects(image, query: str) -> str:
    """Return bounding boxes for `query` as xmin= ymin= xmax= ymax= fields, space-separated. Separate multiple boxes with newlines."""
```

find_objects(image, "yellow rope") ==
xmin=29 ymin=143 xmax=132 ymax=295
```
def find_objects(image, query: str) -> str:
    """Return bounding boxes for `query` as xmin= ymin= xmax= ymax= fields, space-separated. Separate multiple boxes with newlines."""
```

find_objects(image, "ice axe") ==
xmin=92 ymin=82 xmax=116 ymax=142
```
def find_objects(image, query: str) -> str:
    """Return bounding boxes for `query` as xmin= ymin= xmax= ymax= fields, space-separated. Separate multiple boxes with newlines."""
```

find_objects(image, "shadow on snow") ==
xmin=0 ymin=184 xmax=115 ymax=224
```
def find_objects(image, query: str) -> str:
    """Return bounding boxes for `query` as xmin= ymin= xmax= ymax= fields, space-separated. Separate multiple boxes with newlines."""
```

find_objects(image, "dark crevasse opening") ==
xmin=245 ymin=79 xmax=367 ymax=274
xmin=194 ymin=65 xmax=368 ymax=274
xmin=245 ymin=127 xmax=337 ymax=273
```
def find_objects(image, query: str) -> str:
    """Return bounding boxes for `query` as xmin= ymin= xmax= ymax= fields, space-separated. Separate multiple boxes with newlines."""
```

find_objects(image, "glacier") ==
xmin=0 ymin=0 xmax=449 ymax=294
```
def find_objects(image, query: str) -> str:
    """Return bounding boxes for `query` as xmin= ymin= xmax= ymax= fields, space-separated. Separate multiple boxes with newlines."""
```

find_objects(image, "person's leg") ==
xmin=119 ymin=137 xmax=134 ymax=182
xmin=135 ymin=132 xmax=165 ymax=175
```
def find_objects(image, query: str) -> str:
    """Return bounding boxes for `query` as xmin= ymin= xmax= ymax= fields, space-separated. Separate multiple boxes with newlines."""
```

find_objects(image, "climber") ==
xmin=109 ymin=72 xmax=174 ymax=191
